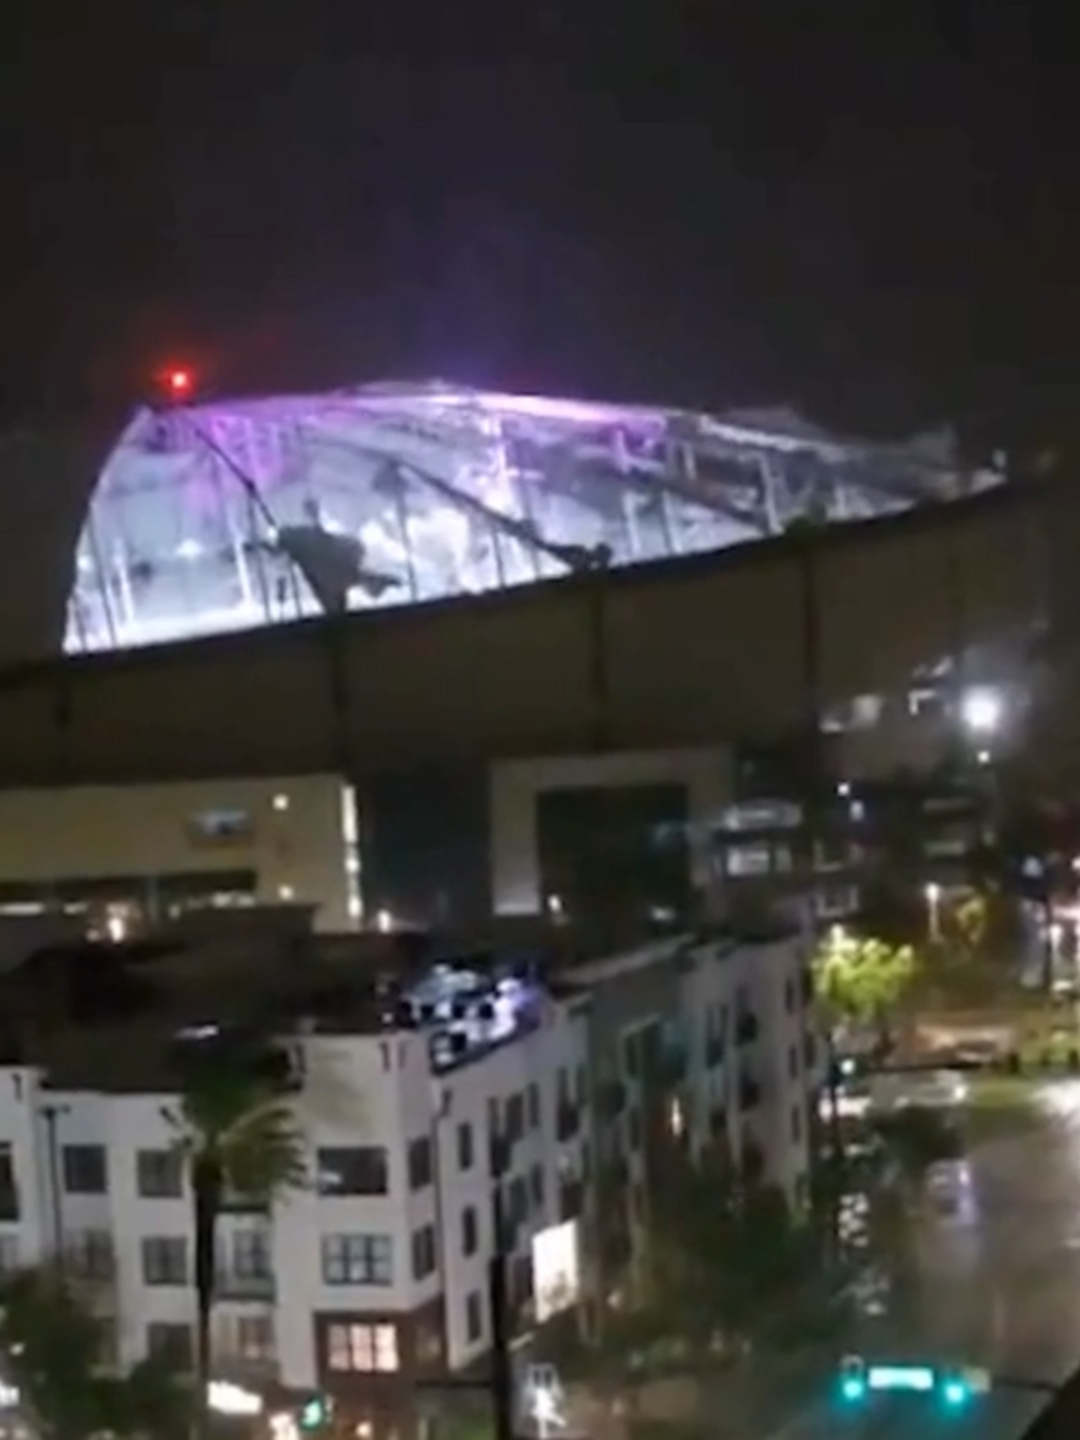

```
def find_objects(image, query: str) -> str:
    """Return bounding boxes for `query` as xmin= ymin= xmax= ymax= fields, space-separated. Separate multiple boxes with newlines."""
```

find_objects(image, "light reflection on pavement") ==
xmin=766 ymin=1079 xmax=1080 ymax=1440
xmin=765 ymin=1389 xmax=1045 ymax=1440
xmin=905 ymin=1078 xmax=1080 ymax=1386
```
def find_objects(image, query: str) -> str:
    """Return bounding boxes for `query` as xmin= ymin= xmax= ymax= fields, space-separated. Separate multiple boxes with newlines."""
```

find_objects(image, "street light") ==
xmin=960 ymin=687 xmax=1002 ymax=735
xmin=925 ymin=881 xmax=942 ymax=942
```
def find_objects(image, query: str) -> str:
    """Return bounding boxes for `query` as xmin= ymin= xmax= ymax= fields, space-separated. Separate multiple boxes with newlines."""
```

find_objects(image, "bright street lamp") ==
xmin=960 ymin=687 xmax=1002 ymax=735
xmin=925 ymin=881 xmax=942 ymax=941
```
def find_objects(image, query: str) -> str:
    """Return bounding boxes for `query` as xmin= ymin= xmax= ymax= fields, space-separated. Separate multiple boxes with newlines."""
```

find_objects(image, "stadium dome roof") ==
xmin=63 ymin=380 xmax=1002 ymax=655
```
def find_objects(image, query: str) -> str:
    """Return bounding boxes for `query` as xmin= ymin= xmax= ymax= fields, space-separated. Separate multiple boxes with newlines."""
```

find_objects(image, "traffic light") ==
xmin=941 ymin=1376 xmax=970 ymax=1407
xmin=839 ymin=1355 xmax=867 ymax=1402
xmin=299 ymin=1395 xmax=330 ymax=1430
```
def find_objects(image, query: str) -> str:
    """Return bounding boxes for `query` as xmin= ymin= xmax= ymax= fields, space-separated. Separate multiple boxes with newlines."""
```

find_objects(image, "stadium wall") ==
xmin=0 ymin=476 xmax=1052 ymax=786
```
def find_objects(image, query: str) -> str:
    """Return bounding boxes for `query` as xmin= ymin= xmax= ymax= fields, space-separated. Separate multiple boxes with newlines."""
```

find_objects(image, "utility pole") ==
xmin=488 ymin=1184 xmax=515 ymax=1440
xmin=415 ymin=1133 xmax=518 ymax=1440
xmin=39 ymin=1102 xmax=67 ymax=1266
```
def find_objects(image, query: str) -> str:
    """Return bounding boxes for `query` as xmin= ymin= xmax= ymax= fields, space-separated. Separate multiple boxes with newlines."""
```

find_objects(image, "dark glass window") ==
xmin=321 ymin=1234 xmax=392 ymax=1286
xmin=536 ymin=782 xmax=691 ymax=927
xmin=412 ymin=1224 xmax=437 ymax=1280
xmin=147 ymin=1323 xmax=193 ymax=1368
xmin=461 ymin=1206 xmax=478 ymax=1256
xmin=408 ymin=1136 xmax=433 ymax=1190
xmin=142 ymin=1236 xmax=187 ymax=1286
xmin=62 ymin=1144 xmax=107 ymax=1195
xmin=316 ymin=1147 xmax=389 ymax=1197
xmin=136 ymin=1149 xmax=183 ymax=1198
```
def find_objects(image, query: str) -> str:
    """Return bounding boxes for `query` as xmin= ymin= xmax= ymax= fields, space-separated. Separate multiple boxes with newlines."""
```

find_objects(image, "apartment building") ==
xmin=0 ymin=910 xmax=817 ymax=1439
xmin=563 ymin=921 xmax=817 ymax=1284
xmin=0 ymin=775 xmax=360 ymax=936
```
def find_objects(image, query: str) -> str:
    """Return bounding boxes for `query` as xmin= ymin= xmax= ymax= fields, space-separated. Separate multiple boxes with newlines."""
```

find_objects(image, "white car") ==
xmin=871 ymin=1069 xmax=968 ymax=1111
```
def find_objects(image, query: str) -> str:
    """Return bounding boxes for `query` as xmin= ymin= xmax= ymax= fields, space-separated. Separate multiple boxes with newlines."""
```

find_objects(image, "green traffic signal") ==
xmin=299 ymin=1397 xmax=328 ymax=1429
xmin=941 ymin=1377 xmax=970 ymax=1407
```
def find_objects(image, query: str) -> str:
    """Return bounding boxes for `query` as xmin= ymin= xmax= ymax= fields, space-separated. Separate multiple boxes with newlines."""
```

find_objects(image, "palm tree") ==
xmin=163 ymin=1042 xmax=306 ymax=1437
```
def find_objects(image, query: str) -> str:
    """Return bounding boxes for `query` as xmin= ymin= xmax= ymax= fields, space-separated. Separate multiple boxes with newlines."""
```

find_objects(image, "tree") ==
xmin=0 ymin=1266 xmax=188 ymax=1440
xmin=934 ymin=888 xmax=1023 ymax=989
xmin=812 ymin=928 xmax=920 ymax=1040
xmin=643 ymin=1156 xmax=851 ymax=1357
xmin=164 ymin=1037 xmax=306 ymax=1438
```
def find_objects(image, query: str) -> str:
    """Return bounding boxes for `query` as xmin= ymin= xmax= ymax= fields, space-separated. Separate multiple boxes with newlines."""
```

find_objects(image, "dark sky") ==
xmin=2 ymin=1 xmax=1077 ymax=448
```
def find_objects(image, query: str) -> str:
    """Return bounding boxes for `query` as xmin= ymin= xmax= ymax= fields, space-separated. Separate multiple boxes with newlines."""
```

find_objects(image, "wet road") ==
xmin=779 ymin=1077 xmax=1080 ymax=1440
xmin=903 ymin=1078 xmax=1080 ymax=1386
xmin=768 ymin=1388 xmax=1045 ymax=1440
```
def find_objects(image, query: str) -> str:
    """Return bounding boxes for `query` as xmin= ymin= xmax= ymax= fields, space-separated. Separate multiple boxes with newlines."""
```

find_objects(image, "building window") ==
xmin=136 ymin=1149 xmax=183 ymax=1199
xmin=321 ymin=1234 xmax=393 ymax=1286
xmin=233 ymin=1228 xmax=272 ymax=1279
xmin=457 ymin=1121 xmax=474 ymax=1171
xmin=724 ymin=842 xmax=772 ymax=877
xmin=792 ymin=1105 xmax=803 ymax=1145
xmin=316 ymin=1146 xmax=389 ymax=1197
xmin=67 ymin=1229 xmax=113 ymax=1280
xmin=408 ymin=1136 xmax=433 ymax=1190
xmin=147 ymin=1323 xmax=193 ymax=1369
xmin=504 ymin=1093 xmax=525 ymax=1142
xmin=461 ymin=1206 xmax=478 ymax=1256
xmin=529 ymin=1164 xmax=544 ymax=1212
xmin=0 ymin=1146 xmax=16 ymax=1220
xmin=142 ymin=1236 xmax=187 ymax=1286
xmin=326 ymin=1322 xmax=399 ymax=1373
xmin=61 ymin=1144 xmax=107 ymax=1195
xmin=622 ymin=1031 xmax=640 ymax=1079
xmin=526 ymin=1083 xmax=540 ymax=1130
xmin=0 ymin=1234 xmax=18 ymax=1275
xmin=412 ymin=1224 xmax=437 ymax=1280
xmin=465 ymin=1291 xmax=484 ymax=1344
xmin=189 ymin=808 xmax=252 ymax=844
xmin=788 ymin=1045 xmax=799 ymax=1079
xmin=236 ymin=1314 xmax=275 ymax=1362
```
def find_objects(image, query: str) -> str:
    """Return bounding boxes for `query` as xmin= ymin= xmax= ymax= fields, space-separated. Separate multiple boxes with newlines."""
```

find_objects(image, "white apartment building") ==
xmin=562 ymin=923 xmax=817 ymax=1245
xmin=0 ymin=919 xmax=816 ymax=1439
xmin=0 ymin=962 xmax=590 ymax=1440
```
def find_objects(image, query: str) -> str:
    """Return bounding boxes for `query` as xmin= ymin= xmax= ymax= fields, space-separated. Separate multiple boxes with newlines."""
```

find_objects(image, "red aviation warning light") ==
xmin=161 ymin=366 xmax=194 ymax=401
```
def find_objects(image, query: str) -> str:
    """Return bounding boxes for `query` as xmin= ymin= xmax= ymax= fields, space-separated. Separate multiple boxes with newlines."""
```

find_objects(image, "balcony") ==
xmin=215 ymin=1271 xmax=275 ymax=1303
xmin=736 ymin=1012 xmax=760 ymax=1046
xmin=556 ymin=1100 xmax=581 ymax=1143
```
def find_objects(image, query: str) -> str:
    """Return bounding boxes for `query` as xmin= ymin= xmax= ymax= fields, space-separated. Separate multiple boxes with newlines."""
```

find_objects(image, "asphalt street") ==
xmin=772 ymin=1077 xmax=1080 ymax=1440
xmin=766 ymin=1388 xmax=1045 ymax=1440
xmin=901 ymin=1078 xmax=1080 ymax=1387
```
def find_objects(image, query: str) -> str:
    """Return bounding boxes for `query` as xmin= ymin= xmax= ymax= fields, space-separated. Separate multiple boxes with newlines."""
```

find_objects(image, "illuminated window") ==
xmin=326 ymin=1322 xmax=398 ymax=1372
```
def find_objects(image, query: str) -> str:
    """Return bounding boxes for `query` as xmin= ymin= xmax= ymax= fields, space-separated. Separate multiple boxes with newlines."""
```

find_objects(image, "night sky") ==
xmin=3 ymin=2 xmax=1077 ymax=450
